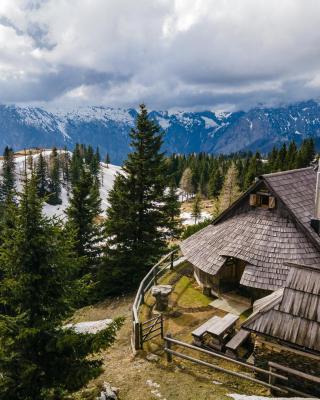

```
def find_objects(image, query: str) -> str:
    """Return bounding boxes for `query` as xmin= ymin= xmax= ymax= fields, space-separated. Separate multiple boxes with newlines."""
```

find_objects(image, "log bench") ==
xmin=206 ymin=314 xmax=239 ymax=351
xmin=225 ymin=329 xmax=251 ymax=359
xmin=191 ymin=316 xmax=221 ymax=346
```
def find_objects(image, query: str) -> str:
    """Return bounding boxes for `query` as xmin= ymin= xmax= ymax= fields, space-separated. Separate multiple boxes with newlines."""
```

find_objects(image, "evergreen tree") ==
xmin=35 ymin=151 xmax=48 ymax=198
xmin=66 ymin=167 xmax=102 ymax=276
xmin=163 ymin=182 xmax=182 ymax=241
xmin=0 ymin=174 xmax=121 ymax=400
xmin=101 ymin=104 xmax=169 ymax=294
xmin=0 ymin=146 xmax=15 ymax=206
xmin=243 ymin=152 xmax=263 ymax=189
xmin=208 ymin=167 xmax=223 ymax=198
xmin=47 ymin=147 xmax=61 ymax=205
xmin=179 ymin=167 xmax=194 ymax=200
xmin=218 ymin=163 xmax=241 ymax=212
xmin=191 ymin=192 xmax=202 ymax=224
xmin=104 ymin=153 xmax=110 ymax=167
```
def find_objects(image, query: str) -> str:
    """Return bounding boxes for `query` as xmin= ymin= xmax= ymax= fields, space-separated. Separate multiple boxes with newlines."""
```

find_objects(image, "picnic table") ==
xmin=191 ymin=316 xmax=220 ymax=346
xmin=206 ymin=313 xmax=239 ymax=351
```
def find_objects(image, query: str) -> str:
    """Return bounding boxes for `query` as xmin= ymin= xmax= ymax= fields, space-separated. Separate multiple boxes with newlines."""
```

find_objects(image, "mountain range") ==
xmin=1 ymin=100 xmax=320 ymax=164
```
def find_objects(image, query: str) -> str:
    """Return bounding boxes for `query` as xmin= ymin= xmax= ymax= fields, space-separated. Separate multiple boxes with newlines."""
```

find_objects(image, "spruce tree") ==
xmin=0 ymin=174 xmax=121 ymax=400
xmin=47 ymin=147 xmax=61 ymax=205
xmin=35 ymin=151 xmax=48 ymax=198
xmin=0 ymin=146 xmax=15 ymax=207
xmin=208 ymin=168 xmax=223 ymax=198
xmin=101 ymin=104 xmax=169 ymax=294
xmin=66 ymin=167 xmax=102 ymax=276
xmin=104 ymin=153 xmax=110 ymax=167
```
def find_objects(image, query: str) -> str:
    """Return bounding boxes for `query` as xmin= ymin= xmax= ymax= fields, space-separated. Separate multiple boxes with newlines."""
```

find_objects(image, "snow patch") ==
xmin=65 ymin=318 xmax=113 ymax=334
xmin=157 ymin=117 xmax=170 ymax=129
xmin=181 ymin=211 xmax=211 ymax=225
xmin=202 ymin=116 xmax=218 ymax=129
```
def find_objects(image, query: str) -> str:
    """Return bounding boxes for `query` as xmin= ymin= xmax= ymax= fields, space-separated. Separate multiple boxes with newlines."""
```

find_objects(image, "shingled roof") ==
xmin=180 ymin=167 xmax=320 ymax=291
xmin=262 ymin=167 xmax=320 ymax=248
xmin=181 ymin=208 xmax=320 ymax=290
xmin=242 ymin=263 xmax=320 ymax=353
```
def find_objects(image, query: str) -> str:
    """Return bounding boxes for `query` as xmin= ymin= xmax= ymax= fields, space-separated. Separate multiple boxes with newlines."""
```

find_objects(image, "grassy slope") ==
xmin=71 ymin=264 xmax=269 ymax=400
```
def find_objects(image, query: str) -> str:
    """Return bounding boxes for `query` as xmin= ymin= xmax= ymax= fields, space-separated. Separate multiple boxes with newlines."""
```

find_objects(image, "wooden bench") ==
xmin=206 ymin=313 xmax=239 ymax=351
xmin=191 ymin=316 xmax=221 ymax=346
xmin=225 ymin=329 xmax=251 ymax=359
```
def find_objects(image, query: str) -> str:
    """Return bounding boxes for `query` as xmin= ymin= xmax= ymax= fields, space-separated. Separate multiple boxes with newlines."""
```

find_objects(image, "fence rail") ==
xmin=164 ymin=335 xmax=318 ymax=397
xmin=131 ymin=249 xmax=180 ymax=351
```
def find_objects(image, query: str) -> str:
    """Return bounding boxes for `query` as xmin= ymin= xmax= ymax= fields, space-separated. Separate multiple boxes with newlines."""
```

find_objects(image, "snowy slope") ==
xmin=0 ymin=150 xmax=121 ymax=219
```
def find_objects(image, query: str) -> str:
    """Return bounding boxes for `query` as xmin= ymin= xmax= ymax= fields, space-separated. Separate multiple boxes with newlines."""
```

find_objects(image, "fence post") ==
xmin=139 ymin=323 xmax=144 ymax=350
xmin=160 ymin=314 xmax=164 ymax=339
xmin=134 ymin=322 xmax=141 ymax=351
xmin=269 ymin=365 xmax=276 ymax=396
xmin=170 ymin=252 xmax=174 ymax=270
xmin=165 ymin=333 xmax=172 ymax=363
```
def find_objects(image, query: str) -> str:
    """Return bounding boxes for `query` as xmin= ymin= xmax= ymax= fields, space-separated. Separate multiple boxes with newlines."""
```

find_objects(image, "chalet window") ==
xmin=250 ymin=193 xmax=276 ymax=209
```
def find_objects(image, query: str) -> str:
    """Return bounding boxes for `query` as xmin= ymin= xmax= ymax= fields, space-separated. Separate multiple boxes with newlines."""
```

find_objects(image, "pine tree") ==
xmin=66 ymin=167 xmax=102 ymax=276
xmin=35 ymin=151 xmax=48 ymax=198
xmin=104 ymin=153 xmax=110 ymax=167
xmin=0 ymin=173 xmax=122 ymax=400
xmin=208 ymin=168 xmax=223 ymax=198
xmin=218 ymin=163 xmax=241 ymax=212
xmin=0 ymin=146 xmax=15 ymax=207
xmin=179 ymin=167 xmax=194 ymax=200
xmin=61 ymin=147 xmax=71 ymax=194
xmin=191 ymin=192 xmax=202 ymax=224
xmin=101 ymin=104 xmax=169 ymax=294
xmin=47 ymin=147 xmax=61 ymax=205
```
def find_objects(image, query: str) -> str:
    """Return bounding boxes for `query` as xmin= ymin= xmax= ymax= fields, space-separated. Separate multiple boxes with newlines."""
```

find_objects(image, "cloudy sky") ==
xmin=1 ymin=0 xmax=320 ymax=111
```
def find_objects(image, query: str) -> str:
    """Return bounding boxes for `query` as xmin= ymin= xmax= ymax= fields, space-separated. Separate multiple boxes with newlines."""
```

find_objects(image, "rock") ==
xmin=146 ymin=353 xmax=160 ymax=362
xmin=97 ymin=382 xmax=118 ymax=400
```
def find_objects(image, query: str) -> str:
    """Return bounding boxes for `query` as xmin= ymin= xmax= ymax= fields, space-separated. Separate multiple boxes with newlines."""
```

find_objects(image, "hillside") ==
xmin=1 ymin=100 xmax=320 ymax=164
xmin=0 ymin=150 xmax=121 ymax=219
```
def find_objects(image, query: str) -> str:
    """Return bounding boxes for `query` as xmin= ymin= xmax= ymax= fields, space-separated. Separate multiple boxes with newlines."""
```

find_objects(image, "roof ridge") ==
xmin=261 ymin=166 xmax=313 ymax=179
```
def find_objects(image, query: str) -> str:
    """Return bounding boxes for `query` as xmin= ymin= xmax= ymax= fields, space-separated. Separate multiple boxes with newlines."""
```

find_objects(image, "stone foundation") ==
xmin=253 ymin=336 xmax=320 ymax=396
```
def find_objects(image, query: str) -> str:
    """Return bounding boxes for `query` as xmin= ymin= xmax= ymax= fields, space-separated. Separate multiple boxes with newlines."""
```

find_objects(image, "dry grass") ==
xmin=181 ymin=198 xmax=216 ymax=215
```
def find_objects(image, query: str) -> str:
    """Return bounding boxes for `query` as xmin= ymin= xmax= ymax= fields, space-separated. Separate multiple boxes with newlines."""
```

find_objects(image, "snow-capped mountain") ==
xmin=1 ymin=100 xmax=320 ymax=163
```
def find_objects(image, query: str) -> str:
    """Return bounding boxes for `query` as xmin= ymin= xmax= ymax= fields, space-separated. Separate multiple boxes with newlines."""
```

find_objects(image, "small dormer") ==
xmin=249 ymin=190 xmax=276 ymax=209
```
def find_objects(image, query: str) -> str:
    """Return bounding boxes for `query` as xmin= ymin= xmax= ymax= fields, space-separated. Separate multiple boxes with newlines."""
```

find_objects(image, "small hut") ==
xmin=242 ymin=263 xmax=320 ymax=396
xmin=181 ymin=167 xmax=320 ymax=301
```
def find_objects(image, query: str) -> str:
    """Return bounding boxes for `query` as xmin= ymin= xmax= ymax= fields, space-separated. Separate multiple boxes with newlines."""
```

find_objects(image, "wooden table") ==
xmin=206 ymin=313 xmax=239 ymax=351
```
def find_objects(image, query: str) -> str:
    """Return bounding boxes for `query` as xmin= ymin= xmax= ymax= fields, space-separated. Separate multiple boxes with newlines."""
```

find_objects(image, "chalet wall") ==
xmin=253 ymin=336 xmax=320 ymax=396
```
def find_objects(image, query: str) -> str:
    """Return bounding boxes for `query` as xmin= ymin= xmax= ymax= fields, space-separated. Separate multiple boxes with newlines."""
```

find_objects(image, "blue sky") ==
xmin=1 ymin=0 xmax=320 ymax=111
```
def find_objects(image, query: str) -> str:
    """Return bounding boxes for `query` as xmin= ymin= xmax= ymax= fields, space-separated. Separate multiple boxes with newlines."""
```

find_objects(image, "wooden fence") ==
xmin=164 ymin=335 xmax=318 ymax=398
xmin=131 ymin=249 xmax=180 ymax=351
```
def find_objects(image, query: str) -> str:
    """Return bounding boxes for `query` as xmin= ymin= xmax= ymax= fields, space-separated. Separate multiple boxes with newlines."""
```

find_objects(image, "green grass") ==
xmin=173 ymin=276 xmax=212 ymax=308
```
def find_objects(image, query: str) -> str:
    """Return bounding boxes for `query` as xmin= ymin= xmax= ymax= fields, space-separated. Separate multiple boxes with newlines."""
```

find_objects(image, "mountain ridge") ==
xmin=1 ymin=100 xmax=320 ymax=164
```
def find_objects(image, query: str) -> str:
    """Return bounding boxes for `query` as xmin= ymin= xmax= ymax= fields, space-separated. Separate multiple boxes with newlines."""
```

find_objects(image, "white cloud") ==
xmin=0 ymin=0 xmax=320 ymax=110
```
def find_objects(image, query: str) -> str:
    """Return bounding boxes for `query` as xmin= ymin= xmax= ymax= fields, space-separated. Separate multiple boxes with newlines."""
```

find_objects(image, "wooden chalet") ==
xmin=181 ymin=166 xmax=320 ymax=301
